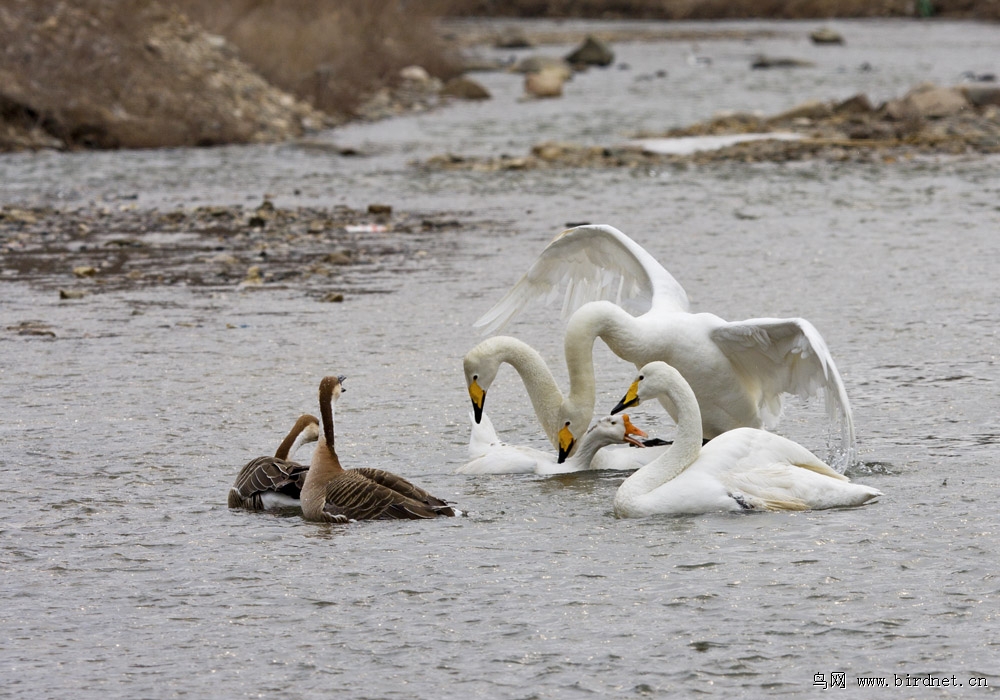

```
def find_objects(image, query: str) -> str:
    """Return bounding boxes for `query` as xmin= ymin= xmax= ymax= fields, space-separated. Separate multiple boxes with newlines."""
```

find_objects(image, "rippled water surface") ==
xmin=2 ymin=19 xmax=999 ymax=698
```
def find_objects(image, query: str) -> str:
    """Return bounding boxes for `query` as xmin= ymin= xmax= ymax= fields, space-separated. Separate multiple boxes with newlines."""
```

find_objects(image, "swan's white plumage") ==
xmin=463 ymin=335 xmax=670 ymax=470
xmin=458 ymin=412 xmax=646 ymax=475
xmin=611 ymin=362 xmax=880 ymax=518
xmin=474 ymin=224 xmax=856 ymax=469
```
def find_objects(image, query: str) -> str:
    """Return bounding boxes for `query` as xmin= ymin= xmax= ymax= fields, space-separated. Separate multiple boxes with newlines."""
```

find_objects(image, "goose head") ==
xmin=558 ymin=414 xmax=647 ymax=463
xmin=318 ymin=374 xmax=347 ymax=440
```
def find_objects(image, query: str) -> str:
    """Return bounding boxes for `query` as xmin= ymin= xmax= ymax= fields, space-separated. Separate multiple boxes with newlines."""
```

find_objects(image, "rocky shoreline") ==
xmin=421 ymin=80 xmax=1000 ymax=170
xmin=0 ymin=202 xmax=464 ymax=308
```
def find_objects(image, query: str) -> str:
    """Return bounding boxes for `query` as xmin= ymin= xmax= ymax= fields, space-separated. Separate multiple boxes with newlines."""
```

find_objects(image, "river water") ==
xmin=1 ymin=18 xmax=998 ymax=698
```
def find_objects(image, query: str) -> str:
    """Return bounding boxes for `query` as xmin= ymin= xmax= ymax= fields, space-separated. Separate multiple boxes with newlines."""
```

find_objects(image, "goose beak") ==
xmin=622 ymin=414 xmax=647 ymax=448
xmin=557 ymin=423 xmax=576 ymax=464
xmin=469 ymin=379 xmax=486 ymax=423
xmin=338 ymin=374 xmax=347 ymax=391
xmin=611 ymin=380 xmax=641 ymax=414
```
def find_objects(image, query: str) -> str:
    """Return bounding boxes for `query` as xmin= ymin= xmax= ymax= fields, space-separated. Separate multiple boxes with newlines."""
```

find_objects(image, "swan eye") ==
xmin=564 ymin=421 xmax=571 ymax=427
xmin=638 ymin=375 xmax=644 ymax=381
xmin=472 ymin=374 xmax=478 ymax=380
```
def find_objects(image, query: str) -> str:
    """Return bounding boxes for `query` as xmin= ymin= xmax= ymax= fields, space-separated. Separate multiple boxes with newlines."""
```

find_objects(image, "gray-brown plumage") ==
xmin=228 ymin=414 xmax=320 ymax=511
xmin=300 ymin=375 xmax=458 ymax=523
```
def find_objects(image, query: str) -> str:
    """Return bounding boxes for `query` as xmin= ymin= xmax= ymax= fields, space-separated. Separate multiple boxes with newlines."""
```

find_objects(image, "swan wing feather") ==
xmin=710 ymin=317 xmax=856 ymax=468
xmin=474 ymin=224 xmax=690 ymax=334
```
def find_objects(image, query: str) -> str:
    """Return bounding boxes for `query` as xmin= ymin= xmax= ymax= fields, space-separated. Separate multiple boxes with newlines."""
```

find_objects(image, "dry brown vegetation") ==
xmin=0 ymin=0 xmax=460 ymax=151
xmin=170 ymin=0 xmax=461 ymax=115
xmin=440 ymin=0 xmax=1000 ymax=19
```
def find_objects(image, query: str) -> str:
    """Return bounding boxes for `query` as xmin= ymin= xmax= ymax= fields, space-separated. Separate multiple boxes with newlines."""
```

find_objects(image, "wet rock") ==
xmin=524 ymin=69 xmax=566 ymax=99
xmin=367 ymin=203 xmax=392 ymax=216
xmin=834 ymin=93 xmax=875 ymax=115
xmin=494 ymin=27 xmax=533 ymax=49
xmin=810 ymin=27 xmax=845 ymax=45
xmin=961 ymin=84 xmax=1000 ymax=107
xmin=249 ymin=200 xmax=276 ymax=227
xmin=907 ymin=83 xmax=969 ymax=118
xmin=59 ymin=289 xmax=87 ymax=299
xmin=751 ymin=55 xmax=815 ymax=69
xmin=8 ymin=320 xmax=56 ymax=337
xmin=0 ymin=207 xmax=38 ymax=224
xmin=768 ymin=99 xmax=831 ymax=123
xmin=320 ymin=292 xmax=345 ymax=303
xmin=441 ymin=76 xmax=491 ymax=101
xmin=242 ymin=265 xmax=264 ymax=285
xmin=512 ymin=56 xmax=572 ymax=81
xmin=323 ymin=251 xmax=353 ymax=265
xmin=73 ymin=265 xmax=97 ymax=278
xmin=565 ymin=35 xmax=614 ymax=67
xmin=399 ymin=65 xmax=431 ymax=83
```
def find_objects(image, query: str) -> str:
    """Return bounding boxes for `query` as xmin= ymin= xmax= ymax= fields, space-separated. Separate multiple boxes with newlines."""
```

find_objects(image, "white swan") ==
xmin=458 ymin=412 xmax=648 ymax=475
xmin=463 ymin=334 xmax=670 ymax=470
xmin=609 ymin=362 xmax=880 ymax=517
xmin=228 ymin=414 xmax=320 ymax=511
xmin=474 ymin=224 xmax=856 ymax=469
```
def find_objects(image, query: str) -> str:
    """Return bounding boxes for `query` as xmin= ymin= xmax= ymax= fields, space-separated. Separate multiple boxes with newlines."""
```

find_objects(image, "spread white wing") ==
xmin=711 ymin=317 xmax=856 ymax=467
xmin=474 ymin=224 xmax=690 ymax=335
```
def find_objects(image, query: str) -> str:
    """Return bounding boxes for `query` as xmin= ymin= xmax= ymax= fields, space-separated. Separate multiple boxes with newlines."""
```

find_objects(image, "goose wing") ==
xmin=353 ymin=467 xmax=455 ymax=511
xmin=474 ymin=224 xmax=690 ymax=334
xmin=710 ymin=318 xmax=856 ymax=468
xmin=320 ymin=471 xmax=454 ymax=521
xmin=228 ymin=456 xmax=309 ymax=509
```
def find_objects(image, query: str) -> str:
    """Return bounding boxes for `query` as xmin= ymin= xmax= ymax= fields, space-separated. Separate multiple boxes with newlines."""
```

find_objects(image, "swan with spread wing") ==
xmin=474 ymin=224 xmax=856 ymax=469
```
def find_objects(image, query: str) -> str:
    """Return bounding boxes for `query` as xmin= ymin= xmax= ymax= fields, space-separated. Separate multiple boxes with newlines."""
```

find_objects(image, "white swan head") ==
xmin=611 ymin=361 xmax=687 ymax=415
xmin=463 ymin=348 xmax=500 ymax=424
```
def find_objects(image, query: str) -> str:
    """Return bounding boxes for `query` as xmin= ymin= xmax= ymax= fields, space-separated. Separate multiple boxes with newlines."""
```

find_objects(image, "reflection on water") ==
xmin=2 ymin=18 xmax=1000 ymax=699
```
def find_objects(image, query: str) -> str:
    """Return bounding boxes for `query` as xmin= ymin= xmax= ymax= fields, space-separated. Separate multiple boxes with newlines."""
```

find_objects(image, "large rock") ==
xmin=565 ymin=35 xmax=614 ymax=67
xmin=441 ymin=76 xmax=491 ymax=101
xmin=960 ymin=84 xmax=1000 ymax=107
xmin=810 ymin=27 xmax=845 ymax=45
xmin=524 ymin=68 xmax=566 ymax=99
xmin=906 ymin=83 xmax=969 ymax=117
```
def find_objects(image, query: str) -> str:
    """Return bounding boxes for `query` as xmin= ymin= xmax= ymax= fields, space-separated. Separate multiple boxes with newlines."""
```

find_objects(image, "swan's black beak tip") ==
xmin=472 ymin=401 xmax=484 ymax=424
xmin=611 ymin=396 xmax=636 ymax=415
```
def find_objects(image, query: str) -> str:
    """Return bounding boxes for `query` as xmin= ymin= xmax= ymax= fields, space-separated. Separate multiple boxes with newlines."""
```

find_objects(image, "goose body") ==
xmin=228 ymin=414 xmax=320 ymax=511
xmin=458 ymin=412 xmax=648 ymax=475
xmin=610 ymin=362 xmax=881 ymax=518
xmin=474 ymin=224 xmax=856 ymax=469
xmin=300 ymin=375 xmax=458 ymax=523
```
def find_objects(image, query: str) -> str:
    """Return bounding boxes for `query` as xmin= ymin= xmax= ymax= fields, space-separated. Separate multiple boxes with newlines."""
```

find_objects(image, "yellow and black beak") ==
xmin=469 ymin=379 xmax=486 ymax=423
xmin=557 ymin=422 xmax=576 ymax=464
xmin=611 ymin=379 xmax=641 ymax=415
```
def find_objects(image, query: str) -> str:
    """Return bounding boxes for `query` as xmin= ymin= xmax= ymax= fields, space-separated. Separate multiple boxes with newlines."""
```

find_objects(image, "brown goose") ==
xmin=228 ymin=414 xmax=320 ymax=511
xmin=300 ymin=375 xmax=458 ymax=523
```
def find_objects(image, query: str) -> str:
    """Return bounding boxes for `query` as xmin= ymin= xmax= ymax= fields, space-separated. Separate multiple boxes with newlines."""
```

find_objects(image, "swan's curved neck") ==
xmin=489 ymin=337 xmax=594 ymax=446
xmin=569 ymin=301 xmax=639 ymax=361
xmin=618 ymin=367 xmax=704 ymax=498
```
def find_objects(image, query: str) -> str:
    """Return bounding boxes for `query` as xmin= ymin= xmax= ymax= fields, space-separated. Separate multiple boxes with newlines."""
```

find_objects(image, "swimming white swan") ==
xmin=459 ymin=412 xmax=648 ymax=475
xmin=609 ymin=362 xmax=880 ymax=517
xmin=301 ymin=375 xmax=458 ymax=522
xmin=474 ymin=224 xmax=856 ymax=469
xmin=228 ymin=414 xmax=320 ymax=511
xmin=463 ymin=334 xmax=671 ymax=470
